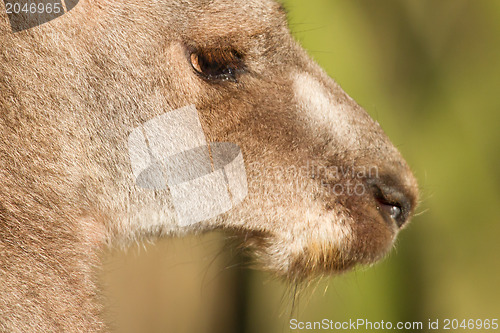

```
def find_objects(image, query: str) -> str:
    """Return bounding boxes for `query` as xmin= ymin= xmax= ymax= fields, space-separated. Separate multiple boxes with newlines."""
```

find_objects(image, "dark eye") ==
xmin=189 ymin=48 xmax=244 ymax=82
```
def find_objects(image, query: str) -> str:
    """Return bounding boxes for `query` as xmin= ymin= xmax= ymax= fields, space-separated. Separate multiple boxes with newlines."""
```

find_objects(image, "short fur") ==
xmin=0 ymin=0 xmax=418 ymax=331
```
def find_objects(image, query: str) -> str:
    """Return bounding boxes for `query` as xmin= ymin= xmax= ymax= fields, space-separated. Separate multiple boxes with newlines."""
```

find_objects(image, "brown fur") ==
xmin=0 ymin=0 xmax=418 ymax=331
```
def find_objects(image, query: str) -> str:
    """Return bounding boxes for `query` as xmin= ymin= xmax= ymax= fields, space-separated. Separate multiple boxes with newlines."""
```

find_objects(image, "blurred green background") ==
xmin=102 ymin=0 xmax=500 ymax=332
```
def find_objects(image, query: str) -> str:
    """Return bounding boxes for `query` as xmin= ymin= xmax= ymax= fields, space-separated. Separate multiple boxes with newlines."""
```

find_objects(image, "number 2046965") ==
xmin=5 ymin=2 xmax=62 ymax=15
xmin=442 ymin=319 xmax=498 ymax=330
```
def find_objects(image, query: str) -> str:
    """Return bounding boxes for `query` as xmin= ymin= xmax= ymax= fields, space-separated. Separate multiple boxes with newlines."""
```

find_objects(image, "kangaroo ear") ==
xmin=4 ymin=0 xmax=80 ymax=32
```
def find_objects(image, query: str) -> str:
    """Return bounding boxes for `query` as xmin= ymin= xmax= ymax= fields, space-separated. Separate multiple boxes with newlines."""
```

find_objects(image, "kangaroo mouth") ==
xmin=218 ymin=164 xmax=417 ymax=280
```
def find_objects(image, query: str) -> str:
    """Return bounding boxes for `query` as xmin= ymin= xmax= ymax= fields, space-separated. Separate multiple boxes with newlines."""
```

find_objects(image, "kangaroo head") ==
xmin=72 ymin=0 xmax=418 ymax=280
xmin=0 ymin=0 xmax=419 ymax=329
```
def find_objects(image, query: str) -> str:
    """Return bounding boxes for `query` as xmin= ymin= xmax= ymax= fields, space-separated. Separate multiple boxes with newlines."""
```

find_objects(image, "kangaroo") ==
xmin=0 ymin=0 xmax=419 ymax=331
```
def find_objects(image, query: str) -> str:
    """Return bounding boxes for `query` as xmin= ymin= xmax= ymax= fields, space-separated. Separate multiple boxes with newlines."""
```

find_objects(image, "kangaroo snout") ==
xmin=228 ymin=47 xmax=419 ymax=279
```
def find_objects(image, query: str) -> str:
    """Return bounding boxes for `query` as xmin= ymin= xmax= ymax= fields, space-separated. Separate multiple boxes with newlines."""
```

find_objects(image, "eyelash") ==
xmin=189 ymin=48 xmax=244 ymax=83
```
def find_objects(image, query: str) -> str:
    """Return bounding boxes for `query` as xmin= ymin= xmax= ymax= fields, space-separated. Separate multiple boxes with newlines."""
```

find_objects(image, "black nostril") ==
xmin=383 ymin=204 xmax=402 ymax=221
xmin=368 ymin=177 xmax=414 ymax=228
